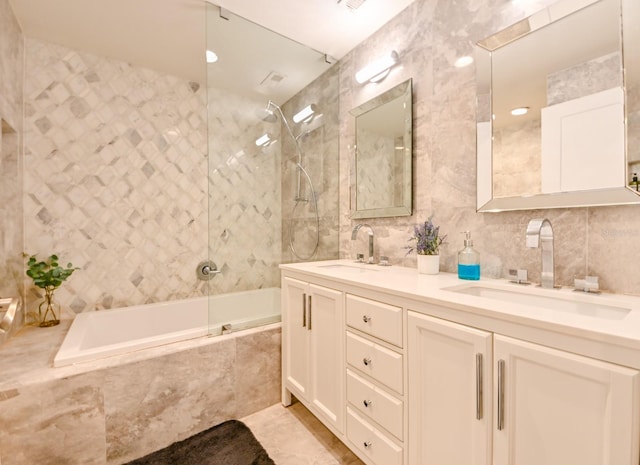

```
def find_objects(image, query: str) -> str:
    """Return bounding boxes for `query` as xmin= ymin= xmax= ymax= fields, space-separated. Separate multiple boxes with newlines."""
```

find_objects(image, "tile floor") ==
xmin=242 ymin=402 xmax=364 ymax=465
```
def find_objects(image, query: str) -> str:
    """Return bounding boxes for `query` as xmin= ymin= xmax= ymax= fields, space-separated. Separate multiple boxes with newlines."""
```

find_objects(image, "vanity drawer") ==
xmin=346 ymin=294 xmax=402 ymax=347
xmin=347 ymin=369 xmax=403 ymax=440
xmin=347 ymin=407 xmax=403 ymax=465
xmin=346 ymin=331 xmax=403 ymax=394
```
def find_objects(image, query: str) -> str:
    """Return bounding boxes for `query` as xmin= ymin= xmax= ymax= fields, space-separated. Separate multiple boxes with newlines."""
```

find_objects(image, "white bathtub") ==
xmin=54 ymin=287 xmax=281 ymax=367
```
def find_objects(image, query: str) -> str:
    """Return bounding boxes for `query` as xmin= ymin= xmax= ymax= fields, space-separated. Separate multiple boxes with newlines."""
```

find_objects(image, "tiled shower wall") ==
xmin=281 ymin=65 xmax=340 ymax=263
xmin=338 ymin=0 xmax=640 ymax=296
xmin=23 ymin=38 xmax=209 ymax=314
xmin=206 ymin=86 xmax=283 ymax=294
xmin=0 ymin=0 xmax=24 ymax=305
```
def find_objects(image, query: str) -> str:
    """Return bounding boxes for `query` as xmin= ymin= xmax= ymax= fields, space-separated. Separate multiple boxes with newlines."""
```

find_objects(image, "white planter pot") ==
xmin=417 ymin=254 xmax=439 ymax=275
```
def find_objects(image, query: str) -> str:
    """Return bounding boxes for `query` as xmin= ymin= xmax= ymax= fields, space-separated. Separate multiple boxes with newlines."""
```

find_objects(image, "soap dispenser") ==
xmin=458 ymin=231 xmax=480 ymax=280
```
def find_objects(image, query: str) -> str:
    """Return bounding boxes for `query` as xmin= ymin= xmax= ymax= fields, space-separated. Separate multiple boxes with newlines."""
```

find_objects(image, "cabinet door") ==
xmin=408 ymin=311 xmax=492 ymax=465
xmin=494 ymin=335 xmax=640 ymax=465
xmin=282 ymin=277 xmax=310 ymax=397
xmin=309 ymin=283 xmax=344 ymax=431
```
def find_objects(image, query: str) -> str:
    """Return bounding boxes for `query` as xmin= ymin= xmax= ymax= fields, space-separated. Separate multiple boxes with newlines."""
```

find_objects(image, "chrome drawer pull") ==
xmin=302 ymin=294 xmax=306 ymax=327
xmin=308 ymin=295 xmax=312 ymax=331
xmin=363 ymin=441 xmax=372 ymax=449
xmin=476 ymin=353 xmax=483 ymax=420
xmin=362 ymin=315 xmax=371 ymax=323
xmin=363 ymin=357 xmax=372 ymax=366
xmin=363 ymin=399 xmax=373 ymax=408
xmin=497 ymin=359 xmax=505 ymax=431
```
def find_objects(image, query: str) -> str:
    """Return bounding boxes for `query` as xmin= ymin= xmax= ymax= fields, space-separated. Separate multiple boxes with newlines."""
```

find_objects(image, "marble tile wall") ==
xmin=0 ymin=325 xmax=282 ymax=465
xmin=23 ymin=38 xmax=209 ymax=315
xmin=206 ymin=87 xmax=283 ymax=293
xmin=0 ymin=0 xmax=25 ymax=308
xmin=281 ymin=66 xmax=341 ymax=263
xmin=337 ymin=0 xmax=640 ymax=296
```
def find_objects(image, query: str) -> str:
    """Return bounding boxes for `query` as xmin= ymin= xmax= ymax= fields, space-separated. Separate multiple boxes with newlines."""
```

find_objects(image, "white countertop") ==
xmin=281 ymin=259 xmax=640 ymax=354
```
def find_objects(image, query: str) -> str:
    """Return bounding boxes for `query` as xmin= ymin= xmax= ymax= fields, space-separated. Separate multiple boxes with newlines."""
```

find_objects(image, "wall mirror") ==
xmin=475 ymin=0 xmax=640 ymax=212
xmin=350 ymin=79 xmax=412 ymax=219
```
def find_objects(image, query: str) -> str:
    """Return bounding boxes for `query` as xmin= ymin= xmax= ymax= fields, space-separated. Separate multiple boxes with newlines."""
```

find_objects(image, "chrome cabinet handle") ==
xmin=302 ymin=293 xmax=306 ymax=328
xmin=307 ymin=295 xmax=312 ymax=331
xmin=363 ymin=357 xmax=372 ymax=366
xmin=362 ymin=315 xmax=371 ymax=323
xmin=497 ymin=359 xmax=505 ymax=430
xmin=476 ymin=353 xmax=483 ymax=420
xmin=363 ymin=441 xmax=372 ymax=449
xmin=363 ymin=399 xmax=373 ymax=408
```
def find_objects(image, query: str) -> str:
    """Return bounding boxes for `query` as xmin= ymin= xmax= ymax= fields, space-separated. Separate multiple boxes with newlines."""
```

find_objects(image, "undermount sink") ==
xmin=317 ymin=264 xmax=378 ymax=273
xmin=445 ymin=284 xmax=631 ymax=320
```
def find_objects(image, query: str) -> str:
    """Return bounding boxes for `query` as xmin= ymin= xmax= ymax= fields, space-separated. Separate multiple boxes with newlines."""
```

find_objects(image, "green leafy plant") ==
xmin=26 ymin=254 xmax=79 ymax=289
xmin=25 ymin=254 xmax=79 ymax=327
xmin=406 ymin=216 xmax=447 ymax=256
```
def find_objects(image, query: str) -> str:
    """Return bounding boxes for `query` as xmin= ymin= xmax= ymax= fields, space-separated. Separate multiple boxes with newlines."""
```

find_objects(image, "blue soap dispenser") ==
xmin=458 ymin=231 xmax=480 ymax=280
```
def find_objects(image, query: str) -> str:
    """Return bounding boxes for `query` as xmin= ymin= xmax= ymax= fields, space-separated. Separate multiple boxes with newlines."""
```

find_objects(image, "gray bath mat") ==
xmin=125 ymin=419 xmax=275 ymax=465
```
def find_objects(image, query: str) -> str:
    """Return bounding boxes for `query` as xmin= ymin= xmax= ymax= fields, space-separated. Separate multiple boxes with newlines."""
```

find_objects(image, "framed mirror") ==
xmin=475 ymin=0 xmax=640 ymax=212
xmin=350 ymin=79 xmax=412 ymax=219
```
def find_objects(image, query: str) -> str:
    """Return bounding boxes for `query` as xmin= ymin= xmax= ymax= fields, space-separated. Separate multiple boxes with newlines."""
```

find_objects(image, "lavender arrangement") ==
xmin=406 ymin=217 xmax=446 ymax=255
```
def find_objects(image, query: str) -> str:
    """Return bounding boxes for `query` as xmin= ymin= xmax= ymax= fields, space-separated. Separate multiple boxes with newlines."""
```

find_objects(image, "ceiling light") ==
xmin=454 ymin=56 xmax=474 ymax=68
xmin=206 ymin=50 xmax=218 ymax=63
xmin=255 ymin=133 xmax=273 ymax=147
xmin=511 ymin=107 xmax=529 ymax=116
xmin=293 ymin=104 xmax=318 ymax=124
xmin=355 ymin=51 xmax=398 ymax=84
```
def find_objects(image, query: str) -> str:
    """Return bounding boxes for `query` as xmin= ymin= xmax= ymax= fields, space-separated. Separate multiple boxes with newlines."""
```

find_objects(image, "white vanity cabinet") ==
xmin=345 ymin=294 xmax=405 ymax=465
xmin=408 ymin=310 xmax=640 ymax=465
xmin=281 ymin=262 xmax=640 ymax=465
xmin=407 ymin=311 xmax=493 ymax=465
xmin=494 ymin=335 xmax=640 ymax=465
xmin=281 ymin=276 xmax=344 ymax=432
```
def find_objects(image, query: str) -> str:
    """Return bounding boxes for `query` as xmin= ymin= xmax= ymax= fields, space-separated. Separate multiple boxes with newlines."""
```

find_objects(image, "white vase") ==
xmin=417 ymin=254 xmax=439 ymax=275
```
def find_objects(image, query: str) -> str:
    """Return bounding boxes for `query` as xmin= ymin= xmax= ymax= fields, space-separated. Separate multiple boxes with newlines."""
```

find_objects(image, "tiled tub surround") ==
xmin=0 ymin=322 xmax=282 ymax=465
xmin=0 ymin=0 xmax=25 ymax=311
xmin=336 ymin=0 xmax=640 ymax=296
xmin=23 ymin=38 xmax=209 ymax=315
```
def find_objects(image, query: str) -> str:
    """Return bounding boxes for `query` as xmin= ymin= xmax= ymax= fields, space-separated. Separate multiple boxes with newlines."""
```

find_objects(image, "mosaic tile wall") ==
xmin=23 ymin=38 xmax=209 ymax=315
xmin=206 ymin=86 xmax=283 ymax=293
xmin=281 ymin=65 xmax=341 ymax=263
xmin=338 ymin=0 xmax=640 ymax=296
xmin=0 ymin=0 xmax=25 ymax=306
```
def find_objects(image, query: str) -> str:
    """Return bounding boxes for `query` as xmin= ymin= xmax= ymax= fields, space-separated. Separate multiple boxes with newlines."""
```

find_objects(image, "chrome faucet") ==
xmin=525 ymin=218 xmax=555 ymax=289
xmin=351 ymin=224 xmax=375 ymax=264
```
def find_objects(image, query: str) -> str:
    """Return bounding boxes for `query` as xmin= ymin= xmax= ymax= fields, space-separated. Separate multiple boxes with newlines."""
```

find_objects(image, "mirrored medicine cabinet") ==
xmin=350 ymin=79 xmax=413 ymax=219
xmin=475 ymin=0 xmax=640 ymax=212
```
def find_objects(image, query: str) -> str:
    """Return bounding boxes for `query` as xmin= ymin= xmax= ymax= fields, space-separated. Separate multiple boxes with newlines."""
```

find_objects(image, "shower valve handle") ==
xmin=202 ymin=265 xmax=221 ymax=275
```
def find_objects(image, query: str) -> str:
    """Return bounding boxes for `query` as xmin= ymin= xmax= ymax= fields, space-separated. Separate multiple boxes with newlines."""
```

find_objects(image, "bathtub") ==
xmin=54 ymin=287 xmax=281 ymax=367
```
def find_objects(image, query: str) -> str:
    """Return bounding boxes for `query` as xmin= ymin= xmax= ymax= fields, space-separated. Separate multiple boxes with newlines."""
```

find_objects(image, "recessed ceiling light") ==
xmin=511 ymin=107 xmax=529 ymax=116
xmin=206 ymin=50 xmax=218 ymax=64
xmin=454 ymin=56 xmax=474 ymax=68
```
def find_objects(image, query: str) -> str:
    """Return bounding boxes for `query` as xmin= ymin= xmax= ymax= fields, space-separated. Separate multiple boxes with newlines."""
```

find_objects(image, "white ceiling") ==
xmin=9 ymin=0 xmax=415 ymax=84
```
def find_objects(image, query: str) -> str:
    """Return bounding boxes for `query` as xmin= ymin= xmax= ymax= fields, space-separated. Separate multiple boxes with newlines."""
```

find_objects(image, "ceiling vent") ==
xmin=258 ymin=71 xmax=287 ymax=90
xmin=337 ymin=0 xmax=366 ymax=11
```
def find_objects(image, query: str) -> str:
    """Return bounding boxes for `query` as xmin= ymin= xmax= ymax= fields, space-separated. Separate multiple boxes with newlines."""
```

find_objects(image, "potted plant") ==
xmin=406 ymin=217 xmax=446 ymax=274
xmin=25 ymin=254 xmax=79 ymax=327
